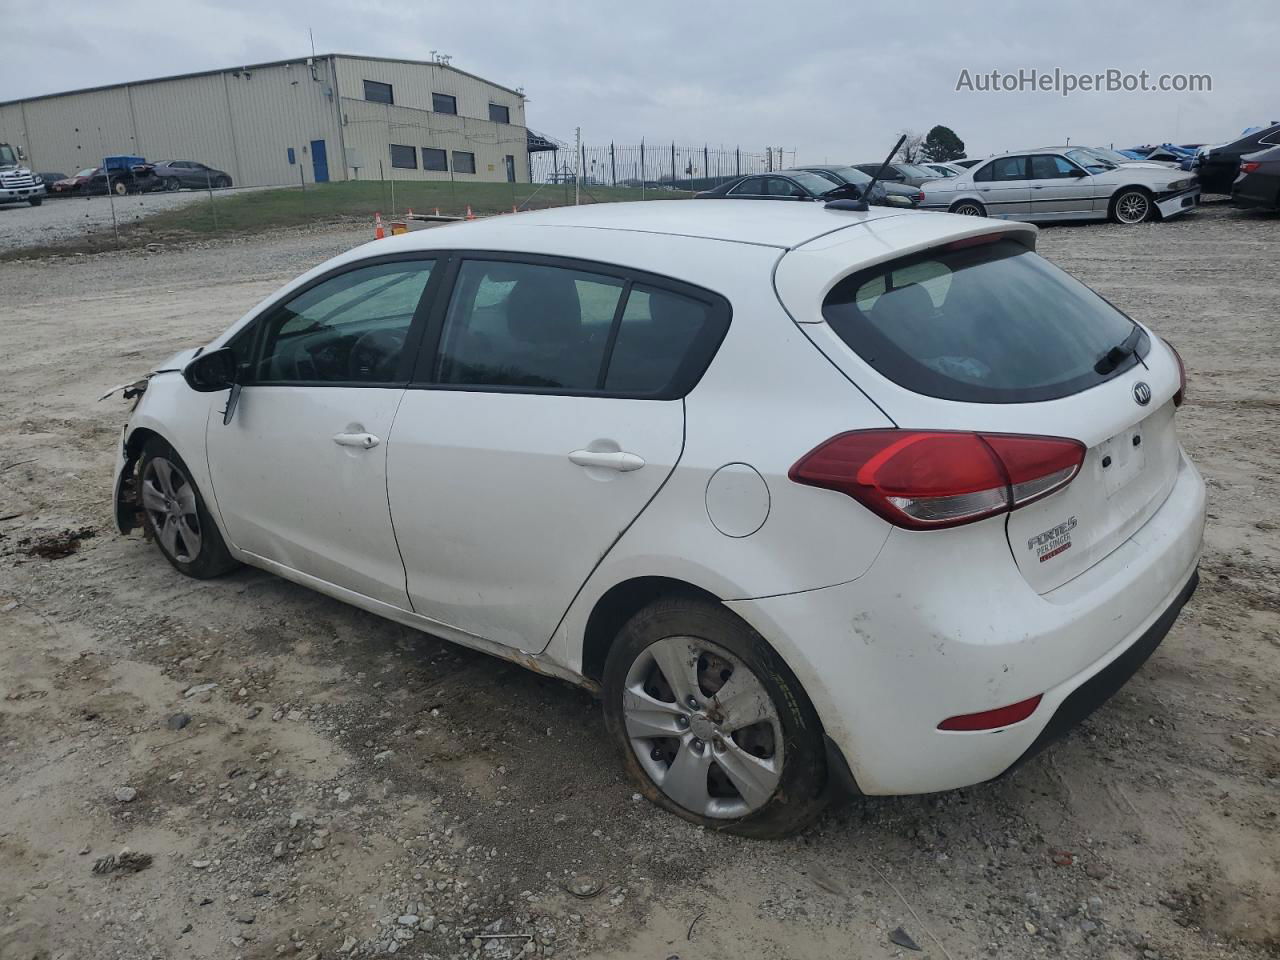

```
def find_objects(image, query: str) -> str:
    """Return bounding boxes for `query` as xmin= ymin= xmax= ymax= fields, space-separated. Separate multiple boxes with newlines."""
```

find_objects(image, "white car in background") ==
xmin=920 ymin=148 xmax=1200 ymax=223
xmin=110 ymin=201 xmax=1204 ymax=837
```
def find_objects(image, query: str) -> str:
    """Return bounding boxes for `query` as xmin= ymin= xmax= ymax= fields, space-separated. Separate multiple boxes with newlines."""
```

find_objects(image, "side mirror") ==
xmin=1068 ymin=168 xmax=1089 ymax=177
xmin=16 ymin=145 xmax=26 ymax=162
xmin=183 ymin=347 xmax=237 ymax=392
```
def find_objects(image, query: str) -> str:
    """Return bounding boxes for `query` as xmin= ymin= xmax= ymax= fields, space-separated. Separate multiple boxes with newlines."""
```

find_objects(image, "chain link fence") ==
xmin=530 ymin=142 xmax=797 ymax=193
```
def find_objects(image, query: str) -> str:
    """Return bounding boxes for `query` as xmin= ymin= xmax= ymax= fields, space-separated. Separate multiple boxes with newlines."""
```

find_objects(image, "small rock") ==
xmin=310 ymin=835 xmax=326 ymax=850
xmin=113 ymin=786 xmax=138 ymax=803
xmin=1085 ymin=861 xmax=1110 ymax=880
xmin=287 ymin=709 xmax=304 ymax=722
xmin=246 ymin=705 xmax=263 ymax=719
xmin=335 ymin=788 xmax=352 ymax=803
xmin=565 ymin=876 xmax=603 ymax=899
xmin=397 ymin=915 xmax=419 ymax=927
xmin=1024 ymin=921 xmax=1038 ymax=935
xmin=338 ymin=937 xmax=358 ymax=954
xmin=272 ymin=841 xmax=285 ymax=859
xmin=167 ymin=713 xmax=191 ymax=731
xmin=184 ymin=682 xmax=218 ymax=699
xmin=235 ymin=913 xmax=256 ymax=925
xmin=191 ymin=860 xmax=212 ymax=869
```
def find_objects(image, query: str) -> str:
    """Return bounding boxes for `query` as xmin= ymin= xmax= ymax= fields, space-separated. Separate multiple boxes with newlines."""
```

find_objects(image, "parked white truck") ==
xmin=0 ymin=142 xmax=46 ymax=207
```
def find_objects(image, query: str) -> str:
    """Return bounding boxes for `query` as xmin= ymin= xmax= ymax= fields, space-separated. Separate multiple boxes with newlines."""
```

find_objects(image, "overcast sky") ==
xmin=3 ymin=0 xmax=1276 ymax=161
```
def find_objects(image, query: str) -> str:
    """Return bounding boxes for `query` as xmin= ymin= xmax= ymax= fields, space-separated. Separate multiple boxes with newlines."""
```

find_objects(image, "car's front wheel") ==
xmin=602 ymin=597 xmax=828 ymax=838
xmin=28 ymin=197 xmax=42 ymax=206
xmin=1111 ymin=188 xmax=1153 ymax=224
xmin=164 ymin=177 xmax=181 ymax=192
xmin=137 ymin=437 xmax=239 ymax=579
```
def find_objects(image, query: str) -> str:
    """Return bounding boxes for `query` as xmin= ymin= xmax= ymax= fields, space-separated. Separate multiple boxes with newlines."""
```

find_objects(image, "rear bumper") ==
xmin=728 ymin=449 xmax=1205 ymax=795
xmin=1231 ymin=174 xmax=1280 ymax=210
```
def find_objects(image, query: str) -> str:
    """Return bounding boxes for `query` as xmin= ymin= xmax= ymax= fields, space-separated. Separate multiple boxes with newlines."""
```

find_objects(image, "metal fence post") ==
xmin=640 ymin=140 xmax=645 ymax=200
xmin=736 ymin=147 xmax=741 ymax=177
xmin=610 ymin=142 xmax=616 ymax=187
xmin=671 ymin=143 xmax=676 ymax=188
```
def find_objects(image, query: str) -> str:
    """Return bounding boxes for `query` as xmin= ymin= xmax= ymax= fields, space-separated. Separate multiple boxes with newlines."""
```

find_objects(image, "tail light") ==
xmin=914 ymin=191 xmax=925 ymax=204
xmin=1164 ymin=338 xmax=1186 ymax=407
xmin=1240 ymin=161 xmax=1261 ymax=174
xmin=789 ymin=430 xmax=1085 ymax=530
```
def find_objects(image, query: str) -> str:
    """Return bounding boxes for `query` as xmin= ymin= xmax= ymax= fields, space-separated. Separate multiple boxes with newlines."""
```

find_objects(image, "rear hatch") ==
xmin=782 ymin=230 xmax=1183 ymax=594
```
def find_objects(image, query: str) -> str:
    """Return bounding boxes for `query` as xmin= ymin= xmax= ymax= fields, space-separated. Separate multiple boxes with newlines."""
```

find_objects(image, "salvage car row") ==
xmin=36 ymin=156 xmax=233 ymax=197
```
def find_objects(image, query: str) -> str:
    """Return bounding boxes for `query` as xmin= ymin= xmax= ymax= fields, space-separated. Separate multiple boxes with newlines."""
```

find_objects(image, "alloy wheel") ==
xmin=622 ymin=636 xmax=784 ymax=819
xmin=953 ymin=202 xmax=983 ymax=216
xmin=141 ymin=457 xmax=203 ymax=563
xmin=1116 ymin=192 xmax=1150 ymax=224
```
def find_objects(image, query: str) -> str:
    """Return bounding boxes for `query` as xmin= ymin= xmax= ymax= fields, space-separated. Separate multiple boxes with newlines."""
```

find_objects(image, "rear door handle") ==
xmin=333 ymin=432 xmax=380 ymax=449
xmin=569 ymin=449 xmax=645 ymax=472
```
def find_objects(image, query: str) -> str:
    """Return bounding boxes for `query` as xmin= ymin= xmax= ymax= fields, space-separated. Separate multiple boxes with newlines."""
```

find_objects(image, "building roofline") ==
xmin=0 ymin=53 xmax=524 ymax=108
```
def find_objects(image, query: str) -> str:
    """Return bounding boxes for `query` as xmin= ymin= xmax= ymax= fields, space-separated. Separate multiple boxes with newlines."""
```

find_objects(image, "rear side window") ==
xmin=428 ymin=259 xmax=728 ymax=398
xmin=822 ymin=239 xmax=1148 ymax=403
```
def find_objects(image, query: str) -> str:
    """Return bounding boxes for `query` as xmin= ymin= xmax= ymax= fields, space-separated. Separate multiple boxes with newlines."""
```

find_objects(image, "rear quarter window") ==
xmin=822 ymin=239 xmax=1148 ymax=403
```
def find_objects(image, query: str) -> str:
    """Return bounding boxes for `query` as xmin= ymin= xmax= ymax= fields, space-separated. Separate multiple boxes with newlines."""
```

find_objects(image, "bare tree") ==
xmin=895 ymin=129 xmax=925 ymax=164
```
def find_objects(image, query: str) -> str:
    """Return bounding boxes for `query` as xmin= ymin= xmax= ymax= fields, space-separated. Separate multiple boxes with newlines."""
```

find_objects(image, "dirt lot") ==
xmin=1 ymin=204 xmax=1278 ymax=960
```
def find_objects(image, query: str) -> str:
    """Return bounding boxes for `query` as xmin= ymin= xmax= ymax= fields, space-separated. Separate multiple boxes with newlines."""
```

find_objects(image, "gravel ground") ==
xmin=0 ymin=187 xmax=266 ymax=250
xmin=1 ymin=205 xmax=1278 ymax=960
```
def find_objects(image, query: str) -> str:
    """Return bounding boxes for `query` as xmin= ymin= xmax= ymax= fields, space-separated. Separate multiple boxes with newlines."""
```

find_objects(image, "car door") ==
xmin=387 ymin=254 xmax=726 ymax=652
xmin=972 ymin=156 xmax=1031 ymax=218
xmin=206 ymin=255 xmax=441 ymax=607
xmin=1026 ymin=153 xmax=1095 ymax=217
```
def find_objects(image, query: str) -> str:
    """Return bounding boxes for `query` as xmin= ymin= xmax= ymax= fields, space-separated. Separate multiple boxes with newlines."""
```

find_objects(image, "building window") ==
xmin=488 ymin=103 xmax=510 ymax=124
xmin=423 ymin=148 xmax=448 ymax=172
xmin=432 ymin=92 xmax=458 ymax=115
xmin=389 ymin=144 xmax=417 ymax=169
xmin=363 ymin=80 xmax=394 ymax=104
xmin=452 ymin=151 xmax=476 ymax=175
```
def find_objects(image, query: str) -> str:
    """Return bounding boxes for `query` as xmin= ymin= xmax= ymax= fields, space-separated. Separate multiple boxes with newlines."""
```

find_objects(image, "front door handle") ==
xmin=333 ymin=432 xmax=380 ymax=449
xmin=569 ymin=449 xmax=645 ymax=472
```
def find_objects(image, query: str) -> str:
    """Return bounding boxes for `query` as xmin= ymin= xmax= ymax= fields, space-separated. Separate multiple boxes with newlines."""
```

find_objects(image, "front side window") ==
xmin=1029 ymin=154 xmax=1077 ymax=179
xmin=728 ymin=176 xmax=764 ymax=195
xmin=765 ymin=177 xmax=805 ymax=197
xmin=255 ymin=260 xmax=435 ymax=384
xmin=423 ymin=148 xmax=448 ymax=171
xmin=822 ymin=239 xmax=1147 ymax=403
xmin=432 ymin=92 xmax=458 ymax=115
xmin=434 ymin=261 xmax=623 ymax=390
xmin=363 ymin=80 xmax=394 ymax=104
xmin=390 ymin=144 xmax=417 ymax=169
xmin=488 ymin=103 xmax=510 ymax=124
xmin=452 ymin=151 xmax=476 ymax=174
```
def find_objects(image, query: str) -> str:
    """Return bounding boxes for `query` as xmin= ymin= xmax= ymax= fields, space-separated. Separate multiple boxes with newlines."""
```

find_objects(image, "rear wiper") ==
xmin=1094 ymin=326 xmax=1142 ymax=374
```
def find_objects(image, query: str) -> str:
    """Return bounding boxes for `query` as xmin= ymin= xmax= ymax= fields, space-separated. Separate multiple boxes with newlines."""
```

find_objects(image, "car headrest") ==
xmin=506 ymin=274 xmax=582 ymax=344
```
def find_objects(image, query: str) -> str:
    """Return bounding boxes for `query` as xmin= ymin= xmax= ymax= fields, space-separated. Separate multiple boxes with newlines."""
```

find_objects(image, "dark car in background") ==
xmin=84 ymin=163 xmax=164 ymax=196
xmin=1232 ymin=145 xmax=1280 ymax=211
xmin=694 ymin=170 xmax=913 ymax=208
xmin=52 ymin=168 xmax=98 ymax=194
xmin=1196 ymin=123 xmax=1280 ymax=194
xmin=853 ymin=161 xmax=939 ymax=187
xmin=36 ymin=172 xmax=67 ymax=193
xmin=794 ymin=164 xmax=921 ymax=207
xmin=153 ymin=160 xmax=233 ymax=190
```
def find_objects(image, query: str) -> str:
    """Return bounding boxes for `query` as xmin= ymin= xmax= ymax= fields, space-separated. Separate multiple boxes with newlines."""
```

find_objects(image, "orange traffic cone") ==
xmin=407 ymin=207 xmax=414 ymax=219
xmin=374 ymin=212 xmax=385 ymax=239
xmin=465 ymin=205 xmax=475 ymax=220
xmin=512 ymin=204 xmax=518 ymax=214
xmin=434 ymin=207 xmax=440 ymax=216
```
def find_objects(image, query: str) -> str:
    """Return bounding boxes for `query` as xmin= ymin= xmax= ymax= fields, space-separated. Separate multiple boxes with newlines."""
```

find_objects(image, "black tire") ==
xmin=164 ymin=177 xmax=181 ymax=192
xmin=950 ymin=199 xmax=986 ymax=217
xmin=28 ymin=197 xmax=42 ymax=206
xmin=602 ymin=597 xmax=828 ymax=838
xmin=215 ymin=176 xmax=232 ymax=189
xmin=1110 ymin=187 xmax=1153 ymax=224
xmin=137 ymin=437 xmax=239 ymax=579
xmin=113 ymin=180 xmax=128 ymax=197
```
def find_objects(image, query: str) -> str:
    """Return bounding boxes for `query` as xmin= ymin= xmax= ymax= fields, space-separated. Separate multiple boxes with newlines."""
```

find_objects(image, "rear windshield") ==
xmin=822 ymin=239 xmax=1148 ymax=403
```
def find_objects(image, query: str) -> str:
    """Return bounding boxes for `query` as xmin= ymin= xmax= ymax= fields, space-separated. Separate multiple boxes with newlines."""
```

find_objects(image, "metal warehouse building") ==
xmin=0 ymin=54 xmax=532 ymax=187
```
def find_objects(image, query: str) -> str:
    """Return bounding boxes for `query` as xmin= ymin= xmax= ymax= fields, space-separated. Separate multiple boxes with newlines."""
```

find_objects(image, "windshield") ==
xmin=818 ymin=166 xmax=872 ymax=185
xmin=0 ymin=145 xmax=16 ymax=167
xmin=823 ymin=239 xmax=1147 ymax=404
xmin=76 ymin=168 xmax=95 ymax=178
xmin=791 ymin=170 xmax=846 ymax=194
xmin=897 ymin=163 xmax=936 ymax=178
xmin=1089 ymin=147 xmax=1133 ymax=164
xmin=1066 ymin=149 xmax=1110 ymax=173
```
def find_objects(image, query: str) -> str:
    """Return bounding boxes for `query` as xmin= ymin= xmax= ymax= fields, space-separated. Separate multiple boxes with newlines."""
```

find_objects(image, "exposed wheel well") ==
xmin=580 ymin=577 xmax=721 ymax=683
xmin=116 ymin=427 xmax=164 ymax=533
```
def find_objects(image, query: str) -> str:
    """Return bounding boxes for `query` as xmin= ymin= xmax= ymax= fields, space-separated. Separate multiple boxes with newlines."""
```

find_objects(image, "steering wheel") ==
xmin=348 ymin=329 xmax=406 ymax=381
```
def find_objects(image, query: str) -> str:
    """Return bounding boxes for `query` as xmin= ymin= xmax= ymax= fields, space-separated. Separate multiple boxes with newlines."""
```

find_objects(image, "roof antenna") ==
xmin=826 ymin=134 xmax=906 ymax=212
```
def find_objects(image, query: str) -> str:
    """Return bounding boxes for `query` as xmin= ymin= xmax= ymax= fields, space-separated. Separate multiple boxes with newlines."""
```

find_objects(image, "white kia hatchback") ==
xmin=112 ymin=200 xmax=1204 ymax=837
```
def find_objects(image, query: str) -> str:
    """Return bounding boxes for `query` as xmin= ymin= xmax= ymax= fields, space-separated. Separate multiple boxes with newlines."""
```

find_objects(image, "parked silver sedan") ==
xmin=919 ymin=148 xmax=1200 ymax=224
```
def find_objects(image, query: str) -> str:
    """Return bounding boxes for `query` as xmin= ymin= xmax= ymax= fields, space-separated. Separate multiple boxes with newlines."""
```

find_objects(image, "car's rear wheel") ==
xmin=602 ymin=597 xmax=828 ymax=838
xmin=950 ymin=199 xmax=986 ymax=217
xmin=215 ymin=176 xmax=231 ymax=189
xmin=112 ymin=181 xmax=128 ymax=197
xmin=137 ymin=437 xmax=238 ymax=579
xmin=1111 ymin=188 xmax=1153 ymax=224
xmin=164 ymin=177 xmax=181 ymax=192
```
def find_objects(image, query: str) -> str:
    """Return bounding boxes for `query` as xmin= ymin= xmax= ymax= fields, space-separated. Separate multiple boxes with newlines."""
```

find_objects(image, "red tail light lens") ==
xmin=1240 ymin=161 xmax=1261 ymax=174
xmin=939 ymin=694 xmax=1042 ymax=731
xmin=789 ymin=430 xmax=1085 ymax=530
xmin=1164 ymin=338 xmax=1186 ymax=407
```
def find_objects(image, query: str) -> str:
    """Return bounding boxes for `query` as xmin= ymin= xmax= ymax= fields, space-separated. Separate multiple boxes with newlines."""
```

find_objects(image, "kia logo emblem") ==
xmin=1133 ymin=381 xmax=1152 ymax=406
